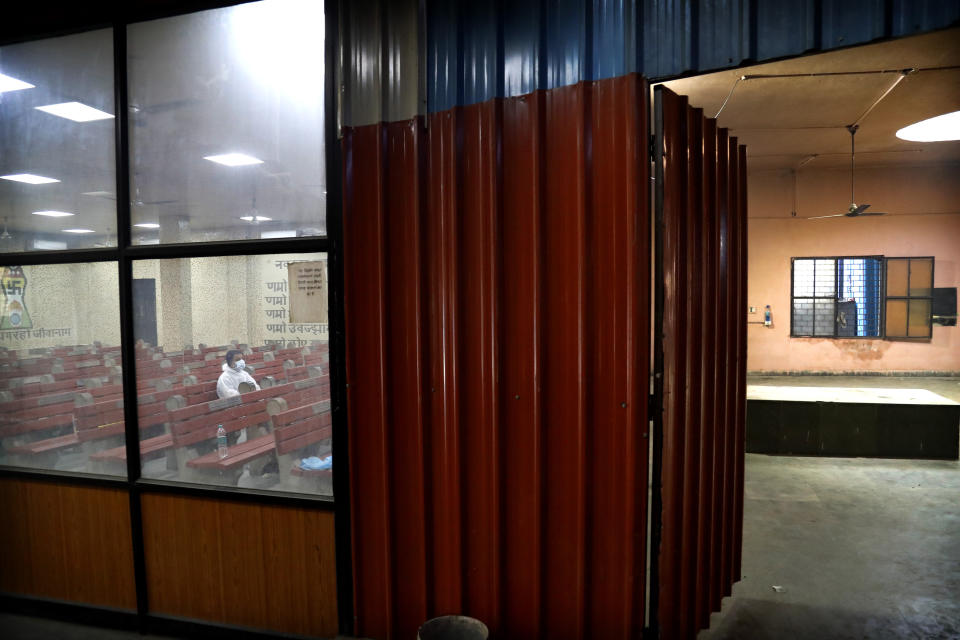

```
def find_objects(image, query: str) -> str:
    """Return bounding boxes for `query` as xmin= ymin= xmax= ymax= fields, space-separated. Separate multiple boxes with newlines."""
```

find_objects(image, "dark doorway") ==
xmin=133 ymin=278 xmax=158 ymax=347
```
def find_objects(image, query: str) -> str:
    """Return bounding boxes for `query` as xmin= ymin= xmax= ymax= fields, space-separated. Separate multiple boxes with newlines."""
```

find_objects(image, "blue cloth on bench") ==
xmin=301 ymin=455 xmax=332 ymax=470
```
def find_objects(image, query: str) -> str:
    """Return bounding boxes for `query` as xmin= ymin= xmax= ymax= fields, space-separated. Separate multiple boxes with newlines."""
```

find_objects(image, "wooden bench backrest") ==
xmin=167 ymin=376 xmax=326 ymax=447
xmin=74 ymin=397 xmax=125 ymax=441
xmin=272 ymin=400 xmax=332 ymax=455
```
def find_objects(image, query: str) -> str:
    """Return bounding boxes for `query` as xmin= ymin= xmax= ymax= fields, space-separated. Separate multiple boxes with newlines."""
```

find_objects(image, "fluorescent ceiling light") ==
xmin=134 ymin=223 xmax=160 ymax=229
xmin=139 ymin=238 xmax=160 ymax=245
xmin=240 ymin=215 xmax=272 ymax=222
xmin=32 ymin=210 xmax=74 ymax=217
xmin=82 ymin=190 xmax=115 ymax=198
xmin=896 ymin=111 xmax=960 ymax=142
xmin=260 ymin=229 xmax=297 ymax=238
xmin=62 ymin=228 xmax=95 ymax=234
xmin=35 ymin=102 xmax=114 ymax=122
xmin=0 ymin=72 xmax=34 ymax=92
xmin=204 ymin=153 xmax=264 ymax=166
xmin=1 ymin=173 xmax=59 ymax=184
xmin=33 ymin=239 xmax=68 ymax=250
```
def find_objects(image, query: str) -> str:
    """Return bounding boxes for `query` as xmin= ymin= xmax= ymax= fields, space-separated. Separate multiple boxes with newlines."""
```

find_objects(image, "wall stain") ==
xmin=831 ymin=339 xmax=890 ymax=361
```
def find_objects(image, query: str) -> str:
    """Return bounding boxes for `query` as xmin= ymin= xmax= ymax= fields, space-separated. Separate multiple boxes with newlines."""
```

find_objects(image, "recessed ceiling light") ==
xmin=134 ymin=223 xmax=160 ymax=229
xmin=0 ymin=72 xmax=34 ymax=92
xmin=240 ymin=215 xmax=272 ymax=222
xmin=33 ymin=239 xmax=68 ymax=250
xmin=35 ymin=102 xmax=114 ymax=122
xmin=1 ymin=173 xmax=59 ymax=184
xmin=62 ymin=228 xmax=95 ymax=234
xmin=204 ymin=153 xmax=264 ymax=166
xmin=32 ymin=210 xmax=74 ymax=217
xmin=896 ymin=111 xmax=960 ymax=142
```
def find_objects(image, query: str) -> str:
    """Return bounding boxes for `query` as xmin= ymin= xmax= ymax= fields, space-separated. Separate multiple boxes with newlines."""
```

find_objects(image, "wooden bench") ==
xmin=269 ymin=399 xmax=332 ymax=493
xmin=4 ymin=391 xmax=124 ymax=468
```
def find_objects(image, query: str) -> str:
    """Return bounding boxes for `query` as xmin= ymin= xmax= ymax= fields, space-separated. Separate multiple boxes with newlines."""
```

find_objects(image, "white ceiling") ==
xmin=662 ymin=27 xmax=960 ymax=172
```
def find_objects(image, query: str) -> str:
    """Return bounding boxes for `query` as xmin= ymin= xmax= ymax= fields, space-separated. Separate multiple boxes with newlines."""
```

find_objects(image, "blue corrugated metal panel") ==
xmin=385 ymin=0 xmax=421 ymax=123
xmin=462 ymin=4 xmax=500 ymax=106
xmin=642 ymin=0 xmax=694 ymax=79
xmin=891 ymin=0 xmax=960 ymax=37
xmin=698 ymin=0 xmax=750 ymax=71
xmin=756 ymin=0 xmax=817 ymax=61
xmin=427 ymin=2 xmax=459 ymax=113
xmin=820 ymin=0 xmax=886 ymax=50
xmin=503 ymin=1 xmax=542 ymax=97
xmin=546 ymin=0 xmax=587 ymax=89
xmin=349 ymin=0 xmax=958 ymax=124
xmin=593 ymin=0 xmax=638 ymax=80
xmin=344 ymin=0 xmax=383 ymax=127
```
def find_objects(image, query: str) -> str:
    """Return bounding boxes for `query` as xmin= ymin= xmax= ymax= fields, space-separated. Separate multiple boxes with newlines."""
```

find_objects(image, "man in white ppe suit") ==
xmin=217 ymin=349 xmax=260 ymax=444
xmin=217 ymin=349 xmax=260 ymax=398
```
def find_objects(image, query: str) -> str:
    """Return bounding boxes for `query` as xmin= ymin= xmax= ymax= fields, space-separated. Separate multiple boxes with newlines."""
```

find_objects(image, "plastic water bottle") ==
xmin=217 ymin=424 xmax=228 ymax=459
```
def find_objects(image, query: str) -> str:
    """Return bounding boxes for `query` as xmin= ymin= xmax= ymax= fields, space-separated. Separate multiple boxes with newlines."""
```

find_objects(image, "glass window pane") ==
xmin=814 ymin=259 xmax=835 ymax=297
xmin=886 ymin=258 xmax=908 ymax=297
xmin=792 ymin=299 xmax=813 ymax=335
xmin=886 ymin=299 xmax=907 ymax=337
xmin=0 ymin=30 xmax=117 ymax=252
xmin=814 ymin=299 xmax=835 ymax=336
xmin=908 ymin=258 xmax=933 ymax=297
xmin=0 ymin=262 xmax=125 ymax=475
xmin=127 ymin=0 xmax=326 ymax=245
xmin=133 ymin=253 xmax=330 ymax=496
xmin=908 ymin=299 xmax=932 ymax=338
xmin=793 ymin=259 xmax=814 ymax=297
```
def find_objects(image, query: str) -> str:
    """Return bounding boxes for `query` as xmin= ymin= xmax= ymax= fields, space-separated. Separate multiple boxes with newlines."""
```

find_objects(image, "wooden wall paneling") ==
xmin=141 ymin=493 xmax=338 ymax=637
xmin=0 ymin=479 xmax=135 ymax=610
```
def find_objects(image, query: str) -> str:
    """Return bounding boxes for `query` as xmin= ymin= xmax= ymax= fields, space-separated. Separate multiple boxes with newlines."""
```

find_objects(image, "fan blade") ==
xmin=858 ymin=211 xmax=887 ymax=216
xmin=807 ymin=214 xmax=846 ymax=219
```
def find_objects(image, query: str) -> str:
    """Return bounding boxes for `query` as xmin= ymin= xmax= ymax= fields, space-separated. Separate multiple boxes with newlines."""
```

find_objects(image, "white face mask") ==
xmin=234 ymin=359 xmax=246 ymax=371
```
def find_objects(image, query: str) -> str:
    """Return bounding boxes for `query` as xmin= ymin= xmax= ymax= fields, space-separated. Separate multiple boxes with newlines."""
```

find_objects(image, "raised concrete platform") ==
xmin=746 ymin=379 xmax=960 ymax=460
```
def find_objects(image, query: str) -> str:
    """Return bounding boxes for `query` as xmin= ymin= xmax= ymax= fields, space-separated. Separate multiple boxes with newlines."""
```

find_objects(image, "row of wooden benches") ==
xmin=1 ymin=374 xmax=332 ymax=491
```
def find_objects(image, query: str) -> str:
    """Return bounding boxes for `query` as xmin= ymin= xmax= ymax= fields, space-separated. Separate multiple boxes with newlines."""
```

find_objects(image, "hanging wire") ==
xmin=713 ymin=75 xmax=744 ymax=119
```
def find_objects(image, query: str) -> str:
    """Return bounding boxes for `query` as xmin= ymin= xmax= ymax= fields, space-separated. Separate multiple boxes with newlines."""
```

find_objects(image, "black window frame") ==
xmin=0 ymin=1 xmax=354 ymax=634
xmin=790 ymin=255 xmax=885 ymax=339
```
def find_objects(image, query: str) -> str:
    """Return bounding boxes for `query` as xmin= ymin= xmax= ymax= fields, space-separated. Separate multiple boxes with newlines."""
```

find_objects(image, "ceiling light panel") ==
xmin=32 ymin=210 xmax=74 ymax=217
xmin=204 ymin=153 xmax=264 ymax=166
xmin=1 ymin=173 xmax=60 ymax=184
xmin=35 ymin=101 xmax=114 ymax=122
xmin=134 ymin=223 xmax=160 ymax=228
xmin=62 ymin=228 xmax=95 ymax=233
xmin=240 ymin=215 xmax=272 ymax=221
xmin=0 ymin=72 xmax=34 ymax=92
xmin=896 ymin=111 xmax=960 ymax=142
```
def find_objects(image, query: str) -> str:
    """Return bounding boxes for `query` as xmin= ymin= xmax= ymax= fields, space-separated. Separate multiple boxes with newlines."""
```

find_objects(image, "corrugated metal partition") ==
xmin=343 ymin=73 xmax=651 ymax=640
xmin=653 ymin=86 xmax=748 ymax=640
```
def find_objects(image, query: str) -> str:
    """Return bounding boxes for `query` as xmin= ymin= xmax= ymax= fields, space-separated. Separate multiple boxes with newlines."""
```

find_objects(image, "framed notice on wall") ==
xmin=288 ymin=261 xmax=327 ymax=324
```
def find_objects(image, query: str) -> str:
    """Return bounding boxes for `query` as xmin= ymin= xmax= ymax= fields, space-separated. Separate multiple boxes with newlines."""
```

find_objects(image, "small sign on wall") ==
xmin=288 ymin=261 xmax=327 ymax=324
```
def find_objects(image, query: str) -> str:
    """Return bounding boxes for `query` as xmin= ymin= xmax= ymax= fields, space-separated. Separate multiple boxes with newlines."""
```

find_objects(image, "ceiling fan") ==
xmin=808 ymin=124 xmax=887 ymax=219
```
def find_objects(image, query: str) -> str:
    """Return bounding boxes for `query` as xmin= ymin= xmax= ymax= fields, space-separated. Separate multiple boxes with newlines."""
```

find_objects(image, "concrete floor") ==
xmin=700 ymin=454 xmax=960 ymax=640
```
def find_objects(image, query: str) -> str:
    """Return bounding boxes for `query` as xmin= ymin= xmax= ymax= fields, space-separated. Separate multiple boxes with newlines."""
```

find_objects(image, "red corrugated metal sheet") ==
xmin=656 ymin=86 xmax=747 ymax=640
xmin=343 ymin=74 xmax=650 ymax=640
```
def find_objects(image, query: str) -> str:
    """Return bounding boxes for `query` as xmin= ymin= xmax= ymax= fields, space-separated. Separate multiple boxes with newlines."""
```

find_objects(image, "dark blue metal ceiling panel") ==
xmin=891 ymin=0 xmax=960 ymax=37
xmin=820 ymin=0 xmax=886 ymax=50
xmin=755 ymin=0 xmax=817 ymax=62
xmin=546 ymin=0 xmax=587 ymax=89
xmin=698 ymin=0 xmax=751 ymax=71
xmin=642 ymin=0 xmax=694 ymax=79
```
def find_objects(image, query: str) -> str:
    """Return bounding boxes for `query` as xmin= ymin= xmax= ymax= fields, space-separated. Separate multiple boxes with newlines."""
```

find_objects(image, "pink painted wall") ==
xmin=746 ymin=164 xmax=960 ymax=373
